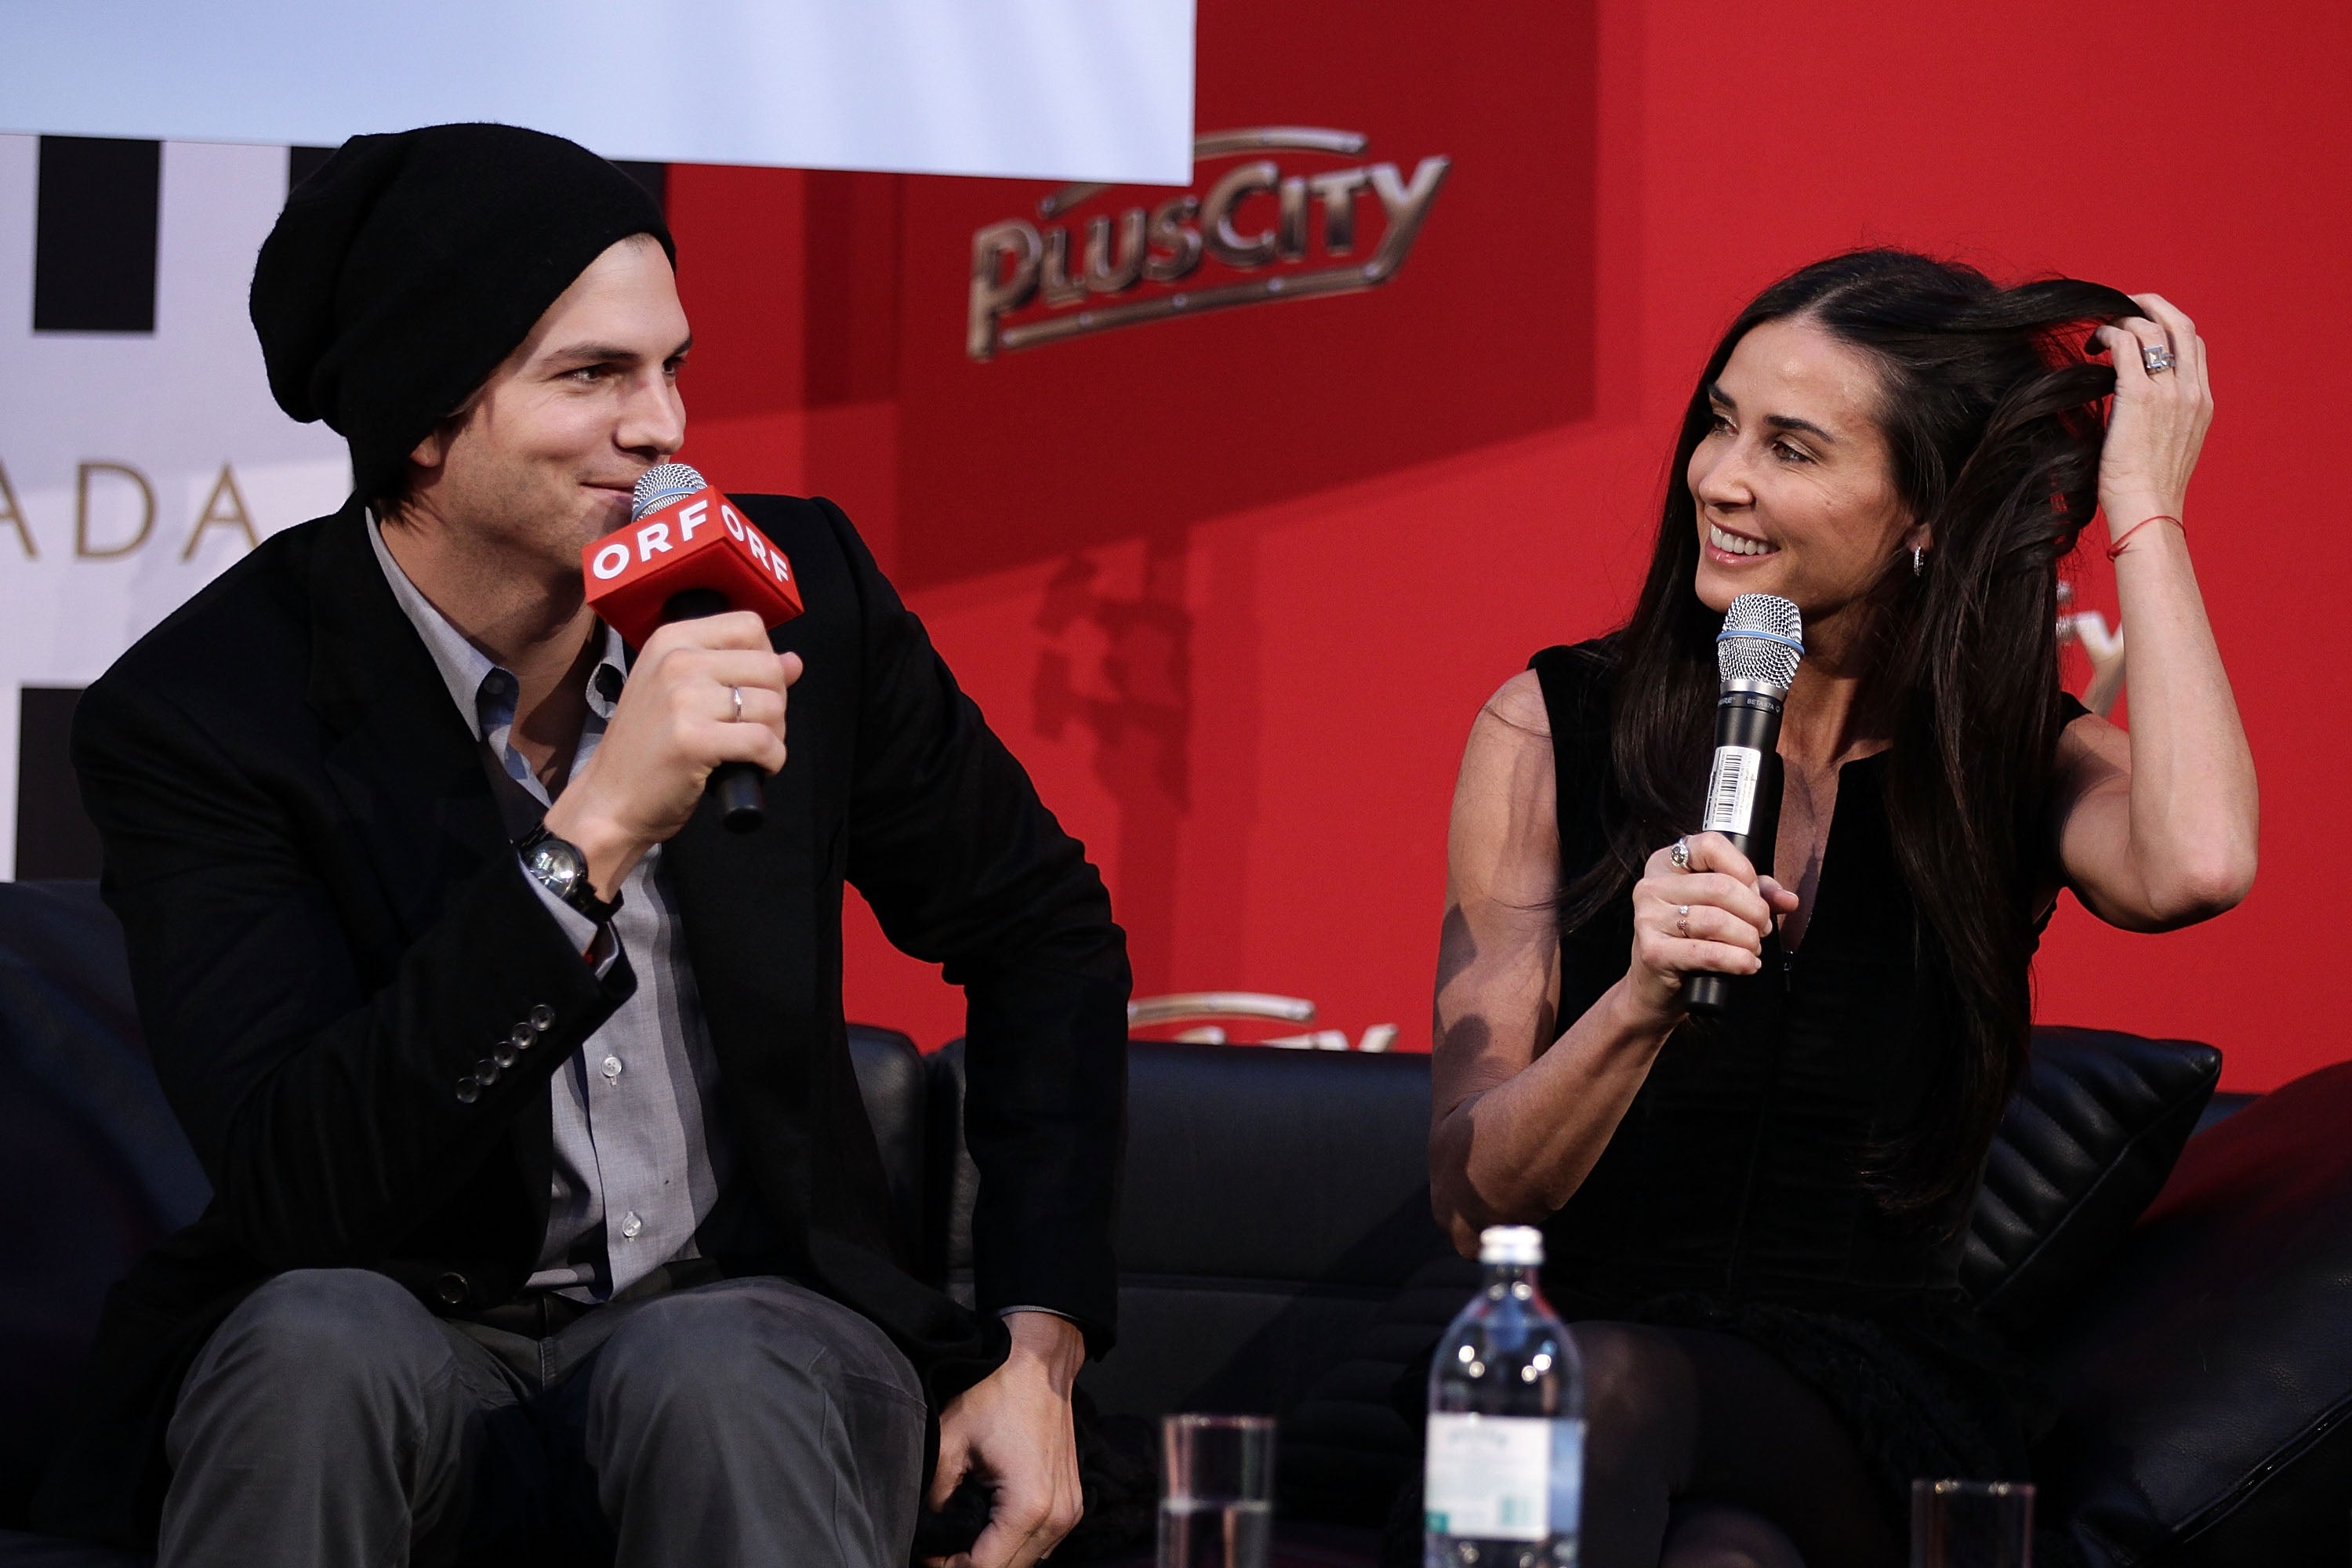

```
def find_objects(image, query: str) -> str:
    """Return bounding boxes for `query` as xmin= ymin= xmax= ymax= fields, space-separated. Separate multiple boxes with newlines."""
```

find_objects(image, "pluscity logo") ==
xmin=967 ymin=127 xmax=1450 ymax=360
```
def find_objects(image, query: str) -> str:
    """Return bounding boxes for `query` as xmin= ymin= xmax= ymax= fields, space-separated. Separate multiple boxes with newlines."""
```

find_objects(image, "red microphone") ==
xmin=582 ymin=463 xmax=804 ymax=832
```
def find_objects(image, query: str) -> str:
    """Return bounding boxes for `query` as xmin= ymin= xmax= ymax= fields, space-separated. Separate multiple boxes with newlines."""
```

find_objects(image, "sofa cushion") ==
xmin=2036 ymin=1060 xmax=2352 ymax=1565
xmin=1961 ymin=1026 xmax=2222 ymax=1341
xmin=844 ymin=1023 xmax=927 ymax=1272
xmin=0 ymin=1527 xmax=147 ymax=1566
xmin=927 ymin=1040 xmax=1452 ymax=1423
xmin=0 ymin=882 xmax=209 ymax=1531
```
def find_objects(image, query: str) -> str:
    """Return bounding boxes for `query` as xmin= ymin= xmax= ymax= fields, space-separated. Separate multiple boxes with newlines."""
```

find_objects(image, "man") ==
xmin=32 ymin=125 xmax=1127 ymax=1568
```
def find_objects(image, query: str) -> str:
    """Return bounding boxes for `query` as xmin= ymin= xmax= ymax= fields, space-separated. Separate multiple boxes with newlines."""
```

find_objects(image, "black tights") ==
xmin=1573 ymin=1322 xmax=1902 ymax=1568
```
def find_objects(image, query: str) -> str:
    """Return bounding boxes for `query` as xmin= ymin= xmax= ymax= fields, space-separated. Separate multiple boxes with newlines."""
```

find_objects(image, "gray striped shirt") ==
xmin=370 ymin=517 xmax=731 ymax=1301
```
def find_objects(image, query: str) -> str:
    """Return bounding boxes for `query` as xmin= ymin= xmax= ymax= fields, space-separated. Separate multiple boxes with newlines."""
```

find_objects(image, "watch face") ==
xmin=530 ymin=837 xmax=583 ymax=893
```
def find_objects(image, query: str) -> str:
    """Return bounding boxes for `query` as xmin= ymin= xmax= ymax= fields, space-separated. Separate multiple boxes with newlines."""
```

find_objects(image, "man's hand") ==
xmin=543 ymin=611 xmax=800 ymax=897
xmin=927 ymin=1311 xmax=1086 ymax=1568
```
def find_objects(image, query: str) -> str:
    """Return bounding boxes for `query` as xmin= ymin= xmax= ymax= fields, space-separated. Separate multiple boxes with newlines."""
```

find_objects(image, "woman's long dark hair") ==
xmin=1566 ymin=249 xmax=2136 ymax=1216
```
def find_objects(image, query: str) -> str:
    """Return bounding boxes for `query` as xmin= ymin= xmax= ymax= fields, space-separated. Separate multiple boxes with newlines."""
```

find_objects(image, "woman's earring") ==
xmin=1912 ymin=544 xmax=1926 ymax=578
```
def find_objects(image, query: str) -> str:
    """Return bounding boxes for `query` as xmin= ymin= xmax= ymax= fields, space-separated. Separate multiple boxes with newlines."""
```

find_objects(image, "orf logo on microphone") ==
xmin=581 ymin=486 xmax=805 ymax=648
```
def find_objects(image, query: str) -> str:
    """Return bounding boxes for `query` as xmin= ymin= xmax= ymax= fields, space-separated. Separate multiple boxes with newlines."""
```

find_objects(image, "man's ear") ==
xmin=408 ymin=423 xmax=453 ymax=472
xmin=405 ymin=397 xmax=481 ymax=491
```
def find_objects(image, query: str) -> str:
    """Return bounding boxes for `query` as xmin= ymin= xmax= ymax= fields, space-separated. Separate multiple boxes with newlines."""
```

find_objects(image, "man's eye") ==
xmin=570 ymin=365 xmax=611 ymax=383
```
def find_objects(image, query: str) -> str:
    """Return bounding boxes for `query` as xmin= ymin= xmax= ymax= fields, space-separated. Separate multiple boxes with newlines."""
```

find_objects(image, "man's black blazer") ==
xmin=34 ymin=495 xmax=1129 ymax=1549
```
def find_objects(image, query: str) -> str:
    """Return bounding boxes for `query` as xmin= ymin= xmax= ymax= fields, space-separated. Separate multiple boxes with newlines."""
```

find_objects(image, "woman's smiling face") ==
xmin=1687 ymin=314 xmax=1922 ymax=630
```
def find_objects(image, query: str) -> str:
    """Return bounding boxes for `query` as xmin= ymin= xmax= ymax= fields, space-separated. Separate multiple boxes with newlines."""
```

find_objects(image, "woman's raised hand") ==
xmin=2088 ymin=293 xmax=2214 ymax=536
xmin=1624 ymin=832 xmax=1799 ymax=1026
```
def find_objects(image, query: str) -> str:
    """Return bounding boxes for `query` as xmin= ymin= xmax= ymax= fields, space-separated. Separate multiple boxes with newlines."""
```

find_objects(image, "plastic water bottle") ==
xmin=1425 ymin=1225 xmax=1584 ymax=1568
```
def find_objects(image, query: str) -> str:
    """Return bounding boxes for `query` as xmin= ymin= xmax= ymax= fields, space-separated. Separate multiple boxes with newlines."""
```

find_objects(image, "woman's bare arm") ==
xmin=2054 ymin=295 xmax=2256 ymax=929
xmin=1428 ymin=673 xmax=1787 ymax=1255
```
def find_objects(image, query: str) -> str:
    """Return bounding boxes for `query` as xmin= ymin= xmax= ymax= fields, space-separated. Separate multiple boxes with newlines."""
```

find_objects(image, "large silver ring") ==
xmin=730 ymin=685 xmax=744 ymax=723
xmin=2141 ymin=343 xmax=2176 ymax=375
xmin=1669 ymin=837 xmax=1690 ymax=870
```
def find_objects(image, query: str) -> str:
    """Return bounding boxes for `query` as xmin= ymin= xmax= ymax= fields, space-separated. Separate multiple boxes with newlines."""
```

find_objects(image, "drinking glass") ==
xmin=1911 ymin=1479 xmax=2033 ymax=1568
xmin=1160 ymin=1414 xmax=1276 ymax=1568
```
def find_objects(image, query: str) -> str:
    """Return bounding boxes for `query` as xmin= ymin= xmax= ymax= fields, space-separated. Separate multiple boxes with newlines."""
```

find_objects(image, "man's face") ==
xmin=406 ymin=234 xmax=691 ymax=575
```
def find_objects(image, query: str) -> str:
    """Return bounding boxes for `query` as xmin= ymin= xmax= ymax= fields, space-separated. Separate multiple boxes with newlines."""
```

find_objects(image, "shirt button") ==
xmin=620 ymin=1211 xmax=643 ymax=1240
xmin=529 ymin=1004 xmax=556 ymax=1032
xmin=601 ymin=1055 xmax=623 ymax=1081
xmin=456 ymin=1077 xmax=481 ymax=1105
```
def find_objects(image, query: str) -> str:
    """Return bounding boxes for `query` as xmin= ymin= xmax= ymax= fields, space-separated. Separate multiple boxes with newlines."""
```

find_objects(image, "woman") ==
xmin=1428 ymin=250 xmax=2254 ymax=1567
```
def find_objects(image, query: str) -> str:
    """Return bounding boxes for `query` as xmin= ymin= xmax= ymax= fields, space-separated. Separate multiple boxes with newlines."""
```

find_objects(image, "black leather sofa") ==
xmin=7 ymin=877 xmax=2352 ymax=1566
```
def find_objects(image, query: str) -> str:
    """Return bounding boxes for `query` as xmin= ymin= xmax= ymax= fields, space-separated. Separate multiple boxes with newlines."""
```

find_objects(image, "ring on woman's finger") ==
xmin=731 ymin=684 xmax=744 ymax=724
xmin=2141 ymin=343 xmax=2176 ymax=375
xmin=1669 ymin=837 xmax=1690 ymax=870
xmin=1676 ymin=904 xmax=1690 ymax=937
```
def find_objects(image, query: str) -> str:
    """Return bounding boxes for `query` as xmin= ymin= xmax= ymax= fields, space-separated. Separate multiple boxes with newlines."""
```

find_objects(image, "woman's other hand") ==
xmin=2056 ymin=294 xmax=2255 ymax=930
xmin=2089 ymin=292 xmax=2213 ymax=533
xmin=1624 ymin=832 xmax=1798 ymax=1027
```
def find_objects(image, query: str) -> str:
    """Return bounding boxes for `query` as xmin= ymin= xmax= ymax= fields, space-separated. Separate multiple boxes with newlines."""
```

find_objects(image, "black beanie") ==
xmin=251 ymin=123 xmax=676 ymax=499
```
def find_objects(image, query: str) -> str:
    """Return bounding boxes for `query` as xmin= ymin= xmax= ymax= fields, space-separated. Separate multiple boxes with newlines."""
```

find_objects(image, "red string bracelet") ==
xmin=2107 ymin=514 xmax=2183 ymax=560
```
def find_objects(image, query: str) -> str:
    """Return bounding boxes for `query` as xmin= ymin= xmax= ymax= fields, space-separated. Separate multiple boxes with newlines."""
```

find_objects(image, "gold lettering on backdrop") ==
xmin=1142 ymin=196 xmax=1203 ymax=282
xmin=183 ymin=463 xmax=260 ymax=560
xmin=1083 ymin=210 xmax=1148 ymax=294
xmin=0 ymin=458 xmax=34 ymax=558
xmin=1200 ymin=160 xmax=1280 ymax=269
xmin=75 ymin=461 xmax=155 ymax=559
xmin=968 ymin=221 xmax=1043 ymax=361
xmin=967 ymin=129 xmax=1452 ymax=359
xmin=1039 ymin=227 xmax=1088 ymax=308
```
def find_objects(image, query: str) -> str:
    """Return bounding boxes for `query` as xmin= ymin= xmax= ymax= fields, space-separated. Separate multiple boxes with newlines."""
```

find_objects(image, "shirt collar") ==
xmin=367 ymin=512 xmax=627 ymax=739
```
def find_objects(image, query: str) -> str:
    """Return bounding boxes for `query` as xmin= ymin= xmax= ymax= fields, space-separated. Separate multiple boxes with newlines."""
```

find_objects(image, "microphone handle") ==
xmin=660 ymin=587 xmax=768 ymax=834
xmin=1684 ymin=691 xmax=1783 ymax=1017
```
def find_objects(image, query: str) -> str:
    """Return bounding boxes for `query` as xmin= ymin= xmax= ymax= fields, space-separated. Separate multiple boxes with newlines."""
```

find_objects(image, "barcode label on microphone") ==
xmin=1702 ymin=746 xmax=1762 ymax=836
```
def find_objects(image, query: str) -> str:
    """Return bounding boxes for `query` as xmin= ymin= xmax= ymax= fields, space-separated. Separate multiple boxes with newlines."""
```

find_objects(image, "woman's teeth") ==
xmin=1709 ymin=524 xmax=1777 ymax=557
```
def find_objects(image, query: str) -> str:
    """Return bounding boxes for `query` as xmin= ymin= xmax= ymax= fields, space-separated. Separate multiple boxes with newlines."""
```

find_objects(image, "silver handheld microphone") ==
xmin=1686 ymin=593 xmax=1803 ymax=1017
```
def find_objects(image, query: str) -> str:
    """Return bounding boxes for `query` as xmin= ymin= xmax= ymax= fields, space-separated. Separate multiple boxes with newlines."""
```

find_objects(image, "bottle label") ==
xmin=1701 ymin=745 xmax=1761 ymax=836
xmin=1425 ymin=1414 xmax=1558 ymax=1541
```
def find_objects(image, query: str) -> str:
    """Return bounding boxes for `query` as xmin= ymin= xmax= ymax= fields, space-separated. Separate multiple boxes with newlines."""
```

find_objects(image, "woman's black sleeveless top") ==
xmin=1526 ymin=639 xmax=2085 ymax=1495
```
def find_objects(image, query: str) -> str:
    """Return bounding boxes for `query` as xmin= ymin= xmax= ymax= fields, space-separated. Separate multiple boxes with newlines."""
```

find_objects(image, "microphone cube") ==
xmin=582 ymin=486 xmax=804 ymax=648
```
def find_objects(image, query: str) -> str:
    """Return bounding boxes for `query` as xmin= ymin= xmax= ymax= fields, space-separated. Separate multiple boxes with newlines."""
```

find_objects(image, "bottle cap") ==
xmin=1478 ymin=1225 xmax=1544 ymax=1265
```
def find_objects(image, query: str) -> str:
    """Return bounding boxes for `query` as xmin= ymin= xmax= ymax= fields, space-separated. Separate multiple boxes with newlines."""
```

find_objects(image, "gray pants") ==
xmin=158 ymin=1269 xmax=927 ymax=1568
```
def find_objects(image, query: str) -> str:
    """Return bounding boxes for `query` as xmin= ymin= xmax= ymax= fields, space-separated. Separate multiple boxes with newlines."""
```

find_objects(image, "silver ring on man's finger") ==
xmin=2141 ymin=343 xmax=2176 ymax=374
xmin=1669 ymin=837 xmax=1690 ymax=870
xmin=731 ymin=685 xmax=744 ymax=724
xmin=1676 ymin=904 xmax=1690 ymax=937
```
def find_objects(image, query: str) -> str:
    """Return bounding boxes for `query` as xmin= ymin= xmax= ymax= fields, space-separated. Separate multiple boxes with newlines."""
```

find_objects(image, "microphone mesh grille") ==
xmin=631 ymin=463 xmax=707 ymax=521
xmin=1716 ymin=593 xmax=1804 ymax=691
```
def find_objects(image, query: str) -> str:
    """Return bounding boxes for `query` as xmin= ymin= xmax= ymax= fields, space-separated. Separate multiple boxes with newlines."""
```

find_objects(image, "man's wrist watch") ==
xmin=517 ymin=826 xmax=622 ymax=924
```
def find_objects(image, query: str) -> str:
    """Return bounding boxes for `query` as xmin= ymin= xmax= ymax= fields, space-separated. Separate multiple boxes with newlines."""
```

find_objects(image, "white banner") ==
xmin=0 ymin=136 xmax=352 ymax=877
xmin=0 ymin=0 xmax=1196 ymax=186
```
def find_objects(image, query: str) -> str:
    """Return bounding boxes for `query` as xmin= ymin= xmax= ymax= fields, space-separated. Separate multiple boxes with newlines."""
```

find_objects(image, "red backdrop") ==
xmin=664 ymin=0 xmax=2349 ymax=1091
